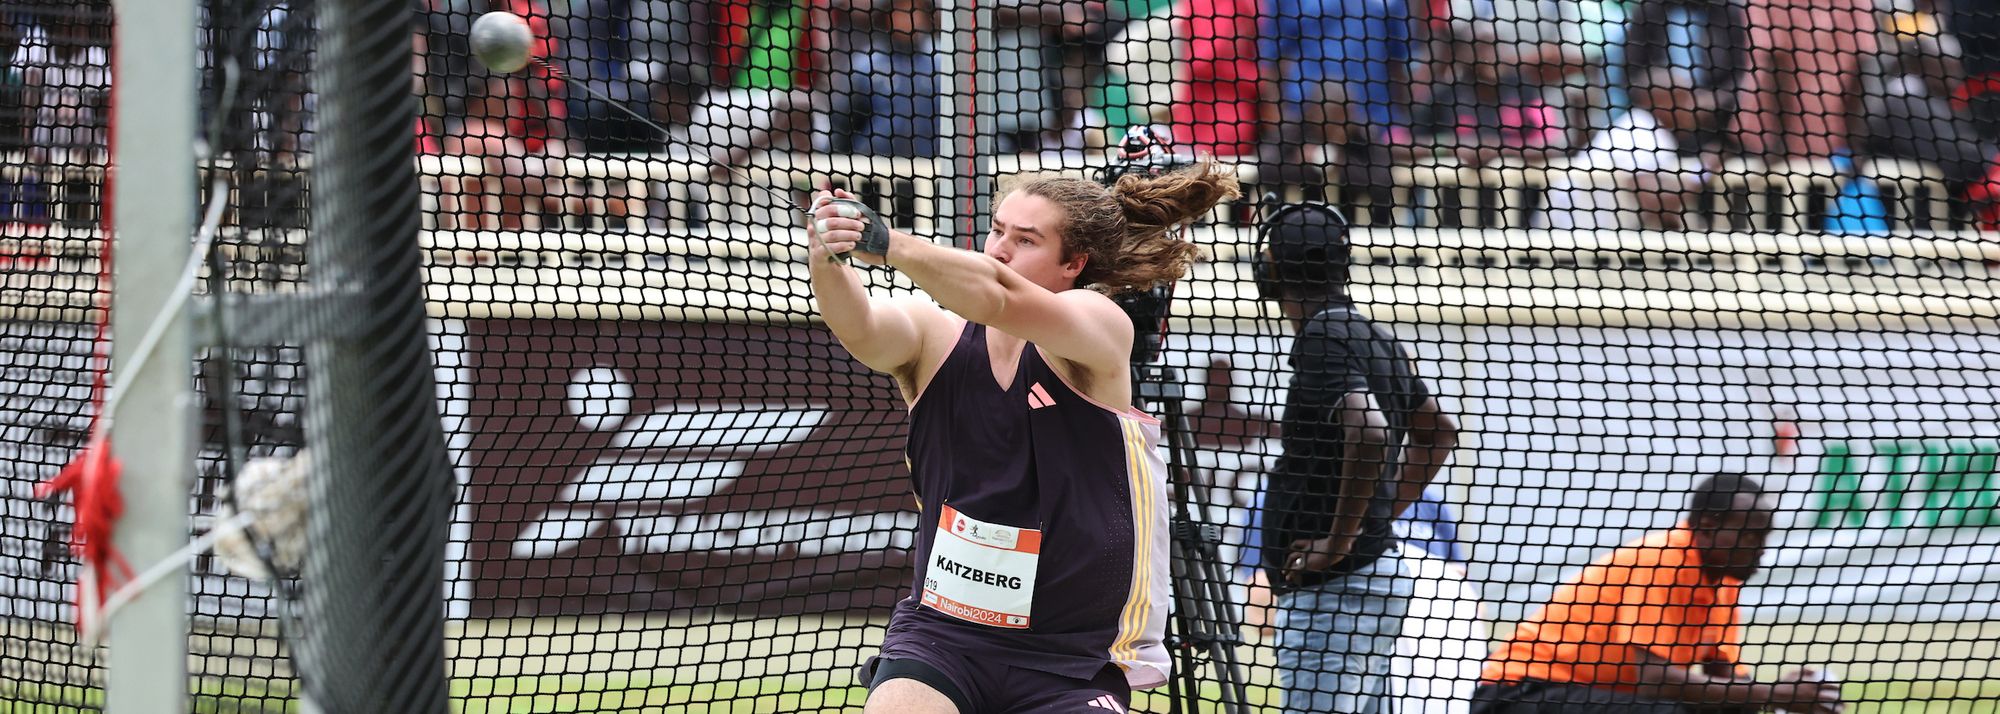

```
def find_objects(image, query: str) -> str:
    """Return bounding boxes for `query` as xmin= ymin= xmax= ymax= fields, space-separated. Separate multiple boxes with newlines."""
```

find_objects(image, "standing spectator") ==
xmin=831 ymin=0 xmax=940 ymax=156
xmin=252 ymin=1 xmax=314 ymax=162
xmin=12 ymin=0 xmax=110 ymax=161
xmin=1106 ymin=7 xmax=1178 ymax=137
xmin=414 ymin=29 xmax=448 ymax=156
xmin=1260 ymin=0 xmax=1420 ymax=178
xmin=1944 ymin=0 xmax=2000 ymax=143
xmin=2 ymin=6 xmax=36 ymax=149
xmin=555 ymin=0 xmax=694 ymax=153
xmin=640 ymin=0 xmax=716 ymax=129
xmin=1471 ymin=474 xmax=1844 ymax=714
xmin=727 ymin=0 xmax=815 ymax=91
xmin=986 ymin=1 xmax=1055 ymax=153
xmin=1048 ymin=0 xmax=1119 ymax=155
xmin=1619 ymin=0 xmax=1752 ymax=164
xmin=1 ymin=5 xmax=39 ymax=223
xmin=420 ymin=0 xmax=479 ymax=131
xmin=0 ymin=6 xmax=23 ymax=80
xmin=1172 ymin=0 xmax=1264 ymax=157
xmin=1256 ymin=204 xmax=1460 ymax=714
xmin=12 ymin=0 xmax=108 ymax=228
xmin=1734 ymin=0 xmax=1880 ymax=163
xmin=981 ymin=0 xmax=1109 ymax=154
xmin=1849 ymin=13 xmax=2000 ymax=228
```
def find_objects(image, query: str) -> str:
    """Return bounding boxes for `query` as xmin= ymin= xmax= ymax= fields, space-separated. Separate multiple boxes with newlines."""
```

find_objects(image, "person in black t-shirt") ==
xmin=1255 ymin=204 xmax=1460 ymax=714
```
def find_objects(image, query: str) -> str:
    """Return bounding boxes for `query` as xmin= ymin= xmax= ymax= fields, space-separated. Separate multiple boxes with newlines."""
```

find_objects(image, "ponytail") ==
xmin=1008 ymin=162 xmax=1240 ymax=294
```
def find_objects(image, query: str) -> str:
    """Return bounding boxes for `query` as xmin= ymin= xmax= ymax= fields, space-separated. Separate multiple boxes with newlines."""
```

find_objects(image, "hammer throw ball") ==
xmin=470 ymin=11 xmax=535 ymax=74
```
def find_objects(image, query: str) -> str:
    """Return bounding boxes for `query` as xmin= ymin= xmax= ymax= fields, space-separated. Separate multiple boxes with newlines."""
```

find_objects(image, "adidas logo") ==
xmin=1085 ymin=694 xmax=1125 ymax=712
xmin=1027 ymin=383 xmax=1055 ymax=409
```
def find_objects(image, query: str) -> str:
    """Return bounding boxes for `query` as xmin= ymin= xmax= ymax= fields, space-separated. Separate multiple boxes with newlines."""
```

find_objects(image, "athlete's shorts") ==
xmin=860 ymin=650 xmax=1132 ymax=714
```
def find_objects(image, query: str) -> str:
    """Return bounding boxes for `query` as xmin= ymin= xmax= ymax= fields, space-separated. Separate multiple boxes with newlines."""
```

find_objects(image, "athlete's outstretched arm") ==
xmin=891 ymin=233 xmax=1130 ymax=368
xmin=806 ymin=213 xmax=925 ymax=375
xmin=810 ymin=198 xmax=1131 ymax=372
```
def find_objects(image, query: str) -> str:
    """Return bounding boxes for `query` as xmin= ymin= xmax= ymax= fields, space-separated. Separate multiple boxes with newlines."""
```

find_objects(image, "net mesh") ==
xmin=5 ymin=0 xmax=2000 ymax=711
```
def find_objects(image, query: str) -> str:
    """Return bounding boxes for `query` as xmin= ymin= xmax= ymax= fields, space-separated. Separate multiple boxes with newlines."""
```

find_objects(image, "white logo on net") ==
xmin=511 ymin=367 xmax=849 ymax=558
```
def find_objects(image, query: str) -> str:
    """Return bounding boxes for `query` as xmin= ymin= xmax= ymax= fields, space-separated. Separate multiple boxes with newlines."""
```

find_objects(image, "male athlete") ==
xmin=806 ymin=166 xmax=1237 ymax=714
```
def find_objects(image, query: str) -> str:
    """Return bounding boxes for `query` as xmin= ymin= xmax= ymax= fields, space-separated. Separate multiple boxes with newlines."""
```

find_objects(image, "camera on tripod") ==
xmin=1094 ymin=126 xmax=1254 ymax=712
xmin=1092 ymin=125 xmax=1198 ymax=186
xmin=1095 ymin=126 xmax=1197 ymax=368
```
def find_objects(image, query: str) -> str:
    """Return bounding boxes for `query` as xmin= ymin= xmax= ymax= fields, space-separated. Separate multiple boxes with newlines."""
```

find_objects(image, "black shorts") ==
xmin=862 ymin=651 xmax=1131 ymax=714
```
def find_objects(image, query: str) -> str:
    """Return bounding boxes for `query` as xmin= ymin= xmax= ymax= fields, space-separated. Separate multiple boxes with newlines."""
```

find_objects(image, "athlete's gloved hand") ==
xmin=809 ymin=190 xmax=891 ymax=266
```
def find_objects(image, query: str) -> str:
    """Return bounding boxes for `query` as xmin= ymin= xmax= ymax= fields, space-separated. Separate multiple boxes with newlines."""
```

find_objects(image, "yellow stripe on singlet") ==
xmin=1130 ymin=418 xmax=1161 ymax=660
xmin=1110 ymin=416 xmax=1156 ymax=664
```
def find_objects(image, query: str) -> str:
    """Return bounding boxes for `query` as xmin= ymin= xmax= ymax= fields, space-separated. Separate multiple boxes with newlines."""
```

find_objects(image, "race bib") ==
xmin=921 ymin=504 xmax=1041 ymax=629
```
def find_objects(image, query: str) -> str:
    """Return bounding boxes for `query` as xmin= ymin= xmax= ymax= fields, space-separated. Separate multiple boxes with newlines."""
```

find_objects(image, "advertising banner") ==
xmin=5 ymin=318 xmax=1996 ymax=629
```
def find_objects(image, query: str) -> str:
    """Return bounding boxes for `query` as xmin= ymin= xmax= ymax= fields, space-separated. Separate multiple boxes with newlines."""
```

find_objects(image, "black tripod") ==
xmin=1131 ymin=363 xmax=1253 ymax=714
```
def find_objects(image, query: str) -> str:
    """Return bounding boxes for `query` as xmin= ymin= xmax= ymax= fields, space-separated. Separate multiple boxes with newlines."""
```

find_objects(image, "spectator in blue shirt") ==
xmin=1261 ymin=0 xmax=1418 ymax=171
xmin=832 ymin=0 xmax=939 ymax=157
xmin=555 ymin=0 xmax=708 ymax=153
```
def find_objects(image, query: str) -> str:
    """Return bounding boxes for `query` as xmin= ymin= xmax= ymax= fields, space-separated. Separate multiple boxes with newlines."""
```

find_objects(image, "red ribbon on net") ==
xmin=35 ymin=432 xmax=134 ymax=629
xmin=35 ymin=36 xmax=128 ymax=633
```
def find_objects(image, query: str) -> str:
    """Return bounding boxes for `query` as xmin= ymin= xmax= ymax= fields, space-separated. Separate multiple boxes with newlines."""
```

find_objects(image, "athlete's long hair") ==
xmin=1006 ymin=162 xmax=1240 ymax=295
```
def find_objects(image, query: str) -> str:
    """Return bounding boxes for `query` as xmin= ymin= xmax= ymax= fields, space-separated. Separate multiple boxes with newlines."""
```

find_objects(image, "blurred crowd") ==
xmin=0 ymin=1 xmax=110 ymax=160
xmin=1152 ymin=0 xmax=2000 ymax=230
xmin=414 ymin=0 xmax=962 ymax=163
xmin=422 ymin=0 xmax=2000 ymax=231
xmin=412 ymin=0 xmax=2000 ymax=231
xmin=3 ymin=0 xmax=2000 ymax=231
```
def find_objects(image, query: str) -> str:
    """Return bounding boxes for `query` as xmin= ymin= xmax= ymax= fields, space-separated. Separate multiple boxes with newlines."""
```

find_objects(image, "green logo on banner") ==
xmin=1814 ymin=440 xmax=2000 ymax=529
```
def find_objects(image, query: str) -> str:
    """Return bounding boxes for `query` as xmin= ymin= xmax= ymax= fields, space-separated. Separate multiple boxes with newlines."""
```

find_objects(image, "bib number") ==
xmin=921 ymin=505 xmax=1042 ymax=629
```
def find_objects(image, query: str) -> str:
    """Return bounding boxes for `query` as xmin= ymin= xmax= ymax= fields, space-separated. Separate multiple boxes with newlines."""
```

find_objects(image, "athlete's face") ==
xmin=986 ymin=193 xmax=1087 ymax=292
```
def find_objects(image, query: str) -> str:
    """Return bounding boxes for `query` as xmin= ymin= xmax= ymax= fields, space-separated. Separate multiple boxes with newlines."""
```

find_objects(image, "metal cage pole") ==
xmin=106 ymin=0 xmax=198 ymax=710
xmin=296 ymin=0 xmax=453 ymax=709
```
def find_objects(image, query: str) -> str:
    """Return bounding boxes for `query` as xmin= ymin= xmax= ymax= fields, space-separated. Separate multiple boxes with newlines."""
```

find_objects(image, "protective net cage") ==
xmin=4 ymin=0 xmax=2000 ymax=712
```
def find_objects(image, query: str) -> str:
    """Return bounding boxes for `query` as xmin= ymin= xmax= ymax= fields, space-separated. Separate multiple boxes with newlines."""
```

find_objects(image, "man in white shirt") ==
xmin=1541 ymin=67 xmax=1712 ymax=231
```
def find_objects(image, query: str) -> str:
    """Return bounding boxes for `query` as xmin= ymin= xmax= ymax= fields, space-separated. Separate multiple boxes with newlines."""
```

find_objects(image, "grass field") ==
xmin=3 ymin=616 xmax=1996 ymax=712
xmin=5 ymin=676 xmax=1999 ymax=714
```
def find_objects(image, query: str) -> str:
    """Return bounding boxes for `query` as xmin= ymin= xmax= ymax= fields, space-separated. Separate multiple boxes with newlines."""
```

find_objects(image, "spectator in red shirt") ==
xmin=1172 ymin=0 xmax=1263 ymax=158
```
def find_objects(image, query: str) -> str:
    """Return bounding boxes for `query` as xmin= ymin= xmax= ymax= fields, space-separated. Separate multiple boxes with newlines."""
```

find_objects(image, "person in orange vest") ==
xmin=1472 ymin=474 xmax=1843 ymax=714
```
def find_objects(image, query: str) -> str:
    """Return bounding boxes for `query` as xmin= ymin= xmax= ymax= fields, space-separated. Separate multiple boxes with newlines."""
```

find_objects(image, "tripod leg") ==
xmin=1134 ymin=367 xmax=1256 ymax=714
xmin=1173 ymin=525 xmax=1255 ymax=713
xmin=1162 ymin=406 xmax=1255 ymax=714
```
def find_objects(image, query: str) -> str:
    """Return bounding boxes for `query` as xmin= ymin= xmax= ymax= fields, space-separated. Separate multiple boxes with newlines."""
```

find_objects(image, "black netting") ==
xmin=3 ymin=0 xmax=113 ymax=709
xmin=6 ymin=0 xmax=2000 ymax=711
